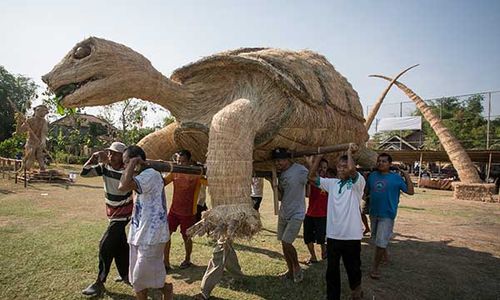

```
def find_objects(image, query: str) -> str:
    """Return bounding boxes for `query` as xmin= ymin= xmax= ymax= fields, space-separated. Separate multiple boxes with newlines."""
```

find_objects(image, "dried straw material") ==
xmin=452 ymin=182 xmax=497 ymax=202
xmin=371 ymin=75 xmax=500 ymax=203
xmin=365 ymin=64 xmax=419 ymax=129
xmin=187 ymin=205 xmax=261 ymax=240
xmin=138 ymin=122 xmax=179 ymax=160
xmin=371 ymin=75 xmax=481 ymax=184
xmin=44 ymin=38 xmax=380 ymax=239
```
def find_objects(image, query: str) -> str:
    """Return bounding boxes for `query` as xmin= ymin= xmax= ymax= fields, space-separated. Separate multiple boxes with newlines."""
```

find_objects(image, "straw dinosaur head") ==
xmin=42 ymin=37 xmax=160 ymax=108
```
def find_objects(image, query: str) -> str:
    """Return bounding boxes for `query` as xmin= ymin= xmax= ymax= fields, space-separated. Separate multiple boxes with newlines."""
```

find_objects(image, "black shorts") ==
xmin=303 ymin=215 xmax=327 ymax=244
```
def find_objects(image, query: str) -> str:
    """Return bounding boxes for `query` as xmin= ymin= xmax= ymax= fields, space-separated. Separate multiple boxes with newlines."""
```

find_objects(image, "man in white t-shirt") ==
xmin=308 ymin=143 xmax=364 ymax=300
xmin=118 ymin=145 xmax=173 ymax=300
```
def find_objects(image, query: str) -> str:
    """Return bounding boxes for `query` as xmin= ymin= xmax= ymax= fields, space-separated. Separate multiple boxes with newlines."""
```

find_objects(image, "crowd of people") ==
xmin=79 ymin=141 xmax=414 ymax=300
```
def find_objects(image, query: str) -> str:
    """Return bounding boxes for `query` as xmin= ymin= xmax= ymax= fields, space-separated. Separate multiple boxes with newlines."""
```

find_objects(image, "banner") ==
xmin=377 ymin=116 xmax=422 ymax=131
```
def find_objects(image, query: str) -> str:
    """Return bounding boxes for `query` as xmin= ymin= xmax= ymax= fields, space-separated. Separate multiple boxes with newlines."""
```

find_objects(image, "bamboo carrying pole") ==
xmin=486 ymin=152 xmax=492 ymax=182
xmin=255 ymin=143 xmax=355 ymax=164
xmin=146 ymin=160 xmax=205 ymax=175
xmin=290 ymin=143 xmax=352 ymax=158
xmin=267 ymin=143 xmax=357 ymax=215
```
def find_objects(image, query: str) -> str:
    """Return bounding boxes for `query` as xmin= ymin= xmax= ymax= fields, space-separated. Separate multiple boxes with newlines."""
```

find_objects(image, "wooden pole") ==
xmin=486 ymin=152 xmax=492 ymax=182
xmin=14 ymin=160 xmax=17 ymax=183
xmin=290 ymin=143 xmax=352 ymax=158
xmin=271 ymin=165 xmax=279 ymax=215
xmin=146 ymin=160 xmax=205 ymax=175
xmin=417 ymin=152 xmax=423 ymax=188
xmin=24 ymin=166 xmax=27 ymax=188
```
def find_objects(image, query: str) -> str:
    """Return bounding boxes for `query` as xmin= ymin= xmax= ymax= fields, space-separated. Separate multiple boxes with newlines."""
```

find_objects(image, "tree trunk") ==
xmin=371 ymin=75 xmax=481 ymax=184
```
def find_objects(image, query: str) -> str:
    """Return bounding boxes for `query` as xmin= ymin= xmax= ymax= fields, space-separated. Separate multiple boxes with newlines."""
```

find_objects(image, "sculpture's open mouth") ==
xmin=53 ymin=76 xmax=102 ymax=100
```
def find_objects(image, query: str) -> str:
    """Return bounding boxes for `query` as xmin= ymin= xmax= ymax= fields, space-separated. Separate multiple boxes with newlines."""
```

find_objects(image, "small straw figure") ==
xmin=16 ymin=105 xmax=49 ymax=171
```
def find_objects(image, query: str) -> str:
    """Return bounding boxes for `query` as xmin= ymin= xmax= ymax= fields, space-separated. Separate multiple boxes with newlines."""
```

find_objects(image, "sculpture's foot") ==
xmin=187 ymin=204 xmax=261 ymax=240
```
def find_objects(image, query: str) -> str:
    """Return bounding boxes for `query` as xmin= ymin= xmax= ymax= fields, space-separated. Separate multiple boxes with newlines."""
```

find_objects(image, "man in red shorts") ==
xmin=304 ymin=158 xmax=329 ymax=264
xmin=163 ymin=150 xmax=205 ymax=271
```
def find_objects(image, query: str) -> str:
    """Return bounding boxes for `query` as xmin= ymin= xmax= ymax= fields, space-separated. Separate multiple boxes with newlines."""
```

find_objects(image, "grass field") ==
xmin=1 ymin=167 xmax=499 ymax=299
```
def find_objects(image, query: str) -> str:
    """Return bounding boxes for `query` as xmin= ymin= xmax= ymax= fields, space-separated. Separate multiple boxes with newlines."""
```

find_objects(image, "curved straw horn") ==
xmin=370 ymin=75 xmax=481 ymax=184
xmin=364 ymin=64 xmax=419 ymax=129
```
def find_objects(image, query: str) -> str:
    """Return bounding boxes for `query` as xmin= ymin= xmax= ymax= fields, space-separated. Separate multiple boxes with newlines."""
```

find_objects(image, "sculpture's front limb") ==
xmin=189 ymin=99 xmax=262 ymax=239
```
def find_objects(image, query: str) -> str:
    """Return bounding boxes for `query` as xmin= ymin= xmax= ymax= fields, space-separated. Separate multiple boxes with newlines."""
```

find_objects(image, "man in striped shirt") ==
xmin=80 ymin=142 xmax=133 ymax=296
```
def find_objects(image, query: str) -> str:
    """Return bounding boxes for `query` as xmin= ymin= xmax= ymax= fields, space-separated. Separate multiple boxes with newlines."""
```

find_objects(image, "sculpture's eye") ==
xmin=73 ymin=45 xmax=91 ymax=59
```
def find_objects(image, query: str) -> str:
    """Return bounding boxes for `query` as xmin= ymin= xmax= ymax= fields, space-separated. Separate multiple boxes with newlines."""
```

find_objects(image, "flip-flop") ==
xmin=305 ymin=259 xmax=319 ymax=265
xmin=293 ymin=269 xmax=304 ymax=283
xmin=369 ymin=271 xmax=381 ymax=279
xmin=193 ymin=293 xmax=208 ymax=300
xmin=164 ymin=265 xmax=172 ymax=273
xmin=179 ymin=261 xmax=193 ymax=269
xmin=278 ymin=271 xmax=292 ymax=280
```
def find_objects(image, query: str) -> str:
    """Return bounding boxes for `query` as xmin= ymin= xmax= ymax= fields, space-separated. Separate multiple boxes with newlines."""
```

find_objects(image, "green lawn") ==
xmin=1 ymin=168 xmax=499 ymax=299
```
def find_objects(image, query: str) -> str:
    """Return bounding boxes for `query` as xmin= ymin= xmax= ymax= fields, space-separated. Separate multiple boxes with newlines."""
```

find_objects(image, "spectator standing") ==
xmin=366 ymin=153 xmax=414 ymax=279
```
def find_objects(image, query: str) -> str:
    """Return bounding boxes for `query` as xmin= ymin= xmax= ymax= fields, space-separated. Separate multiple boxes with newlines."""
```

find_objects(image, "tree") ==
xmin=99 ymin=98 xmax=149 ymax=145
xmin=414 ymin=95 xmax=487 ymax=150
xmin=41 ymin=88 xmax=79 ymax=116
xmin=0 ymin=66 xmax=38 ymax=141
xmin=164 ymin=115 xmax=176 ymax=127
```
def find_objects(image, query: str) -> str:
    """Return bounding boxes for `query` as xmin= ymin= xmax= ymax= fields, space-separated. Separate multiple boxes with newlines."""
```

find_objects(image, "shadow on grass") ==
xmin=260 ymin=227 xmax=277 ymax=235
xmin=67 ymin=183 xmax=102 ymax=189
xmin=259 ymin=227 xmax=304 ymax=239
xmin=392 ymin=233 xmax=424 ymax=240
xmin=0 ymin=189 xmax=15 ymax=194
xmin=175 ymin=237 xmax=500 ymax=299
xmin=170 ymin=264 xmax=207 ymax=284
xmin=233 ymin=242 xmax=283 ymax=260
xmin=361 ymin=237 xmax=500 ymax=299
xmin=101 ymin=291 xmax=136 ymax=300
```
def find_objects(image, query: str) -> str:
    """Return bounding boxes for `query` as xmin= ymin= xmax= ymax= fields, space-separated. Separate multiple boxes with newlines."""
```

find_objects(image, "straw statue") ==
xmin=369 ymin=75 xmax=496 ymax=202
xmin=42 ymin=37 xmax=382 ymax=239
xmin=16 ymin=105 xmax=50 ymax=171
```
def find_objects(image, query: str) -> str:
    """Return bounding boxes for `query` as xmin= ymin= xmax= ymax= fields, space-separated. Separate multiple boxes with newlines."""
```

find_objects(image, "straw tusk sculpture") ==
xmin=371 ymin=75 xmax=496 ymax=202
xmin=43 ymin=37 xmax=381 ymax=239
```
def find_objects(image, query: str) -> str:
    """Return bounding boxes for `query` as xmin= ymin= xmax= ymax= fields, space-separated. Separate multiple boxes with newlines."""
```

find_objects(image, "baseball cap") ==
xmin=271 ymin=147 xmax=291 ymax=159
xmin=106 ymin=142 xmax=127 ymax=153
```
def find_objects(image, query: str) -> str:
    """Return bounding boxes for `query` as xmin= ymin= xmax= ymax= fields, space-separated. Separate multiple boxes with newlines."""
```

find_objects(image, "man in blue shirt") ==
xmin=366 ymin=153 xmax=414 ymax=279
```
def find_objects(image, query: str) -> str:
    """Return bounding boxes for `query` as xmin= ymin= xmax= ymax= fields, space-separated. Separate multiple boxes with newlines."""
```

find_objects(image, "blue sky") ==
xmin=1 ymin=0 xmax=499 ymax=126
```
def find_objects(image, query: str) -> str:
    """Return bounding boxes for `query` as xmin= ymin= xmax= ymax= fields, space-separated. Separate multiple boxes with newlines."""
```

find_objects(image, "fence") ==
xmin=366 ymin=90 xmax=500 ymax=150
xmin=0 ymin=157 xmax=22 ymax=181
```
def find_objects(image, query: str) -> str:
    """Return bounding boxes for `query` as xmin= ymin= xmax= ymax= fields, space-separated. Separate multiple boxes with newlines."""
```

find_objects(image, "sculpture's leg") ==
xmin=23 ymin=146 xmax=35 ymax=171
xmin=35 ymin=148 xmax=46 ymax=171
xmin=189 ymin=99 xmax=262 ymax=239
xmin=137 ymin=122 xmax=180 ymax=160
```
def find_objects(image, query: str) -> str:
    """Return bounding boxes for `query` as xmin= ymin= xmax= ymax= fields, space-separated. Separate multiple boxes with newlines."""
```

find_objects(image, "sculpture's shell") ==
xmin=171 ymin=48 xmax=365 ymax=123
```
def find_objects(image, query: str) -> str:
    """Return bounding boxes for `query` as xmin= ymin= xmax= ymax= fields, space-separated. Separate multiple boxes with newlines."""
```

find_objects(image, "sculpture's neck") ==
xmin=137 ymin=69 xmax=191 ymax=118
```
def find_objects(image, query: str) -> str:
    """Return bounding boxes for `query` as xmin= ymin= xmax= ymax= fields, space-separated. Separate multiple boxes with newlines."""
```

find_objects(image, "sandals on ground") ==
xmin=179 ymin=261 xmax=193 ymax=269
